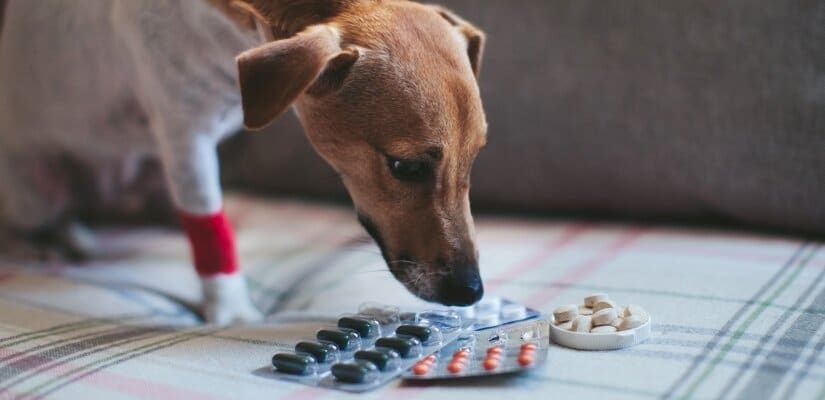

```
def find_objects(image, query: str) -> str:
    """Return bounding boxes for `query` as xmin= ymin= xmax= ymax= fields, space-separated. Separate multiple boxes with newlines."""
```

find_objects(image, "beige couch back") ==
xmin=222 ymin=0 xmax=825 ymax=235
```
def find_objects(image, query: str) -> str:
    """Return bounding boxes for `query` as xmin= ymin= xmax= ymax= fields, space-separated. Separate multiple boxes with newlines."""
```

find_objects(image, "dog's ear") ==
xmin=229 ymin=0 xmax=277 ymax=41
xmin=236 ymin=26 xmax=359 ymax=130
xmin=431 ymin=6 xmax=485 ymax=79
xmin=231 ymin=0 xmax=354 ymax=39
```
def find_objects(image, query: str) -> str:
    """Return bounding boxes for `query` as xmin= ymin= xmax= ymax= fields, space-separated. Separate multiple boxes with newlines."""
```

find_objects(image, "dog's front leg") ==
xmin=156 ymin=132 xmax=262 ymax=325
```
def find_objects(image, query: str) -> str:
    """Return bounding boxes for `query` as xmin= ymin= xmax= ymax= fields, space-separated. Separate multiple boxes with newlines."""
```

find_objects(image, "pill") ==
xmin=592 ymin=299 xmax=618 ymax=313
xmin=584 ymin=293 xmax=609 ymax=307
xmin=591 ymin=325 xmax=618 ymax=333
xmin=553 ymin=304 xmax=579 ymax=323
xmin=294 ymin=341 xmax=337 ymax=363
xmin=517 ymin=353 xmax=534 ymax=366
xmin=354 ymin=350 xmax=397 ymax=371
xmin=412 ymin=363 xmax=430 ymax=375
xmin=485 ymin=352 xmax=503 ymax=361
xmin=453 ymin=349 xmax=470 ymax=359
xmin=500 ymin=303 xmax=528 ymax=320
xmin=316 ymin=329 xmax=359 ymax=351
xmin=592 ymin=307 xmax=619 ymax=326
xmin=557 ymin=321 xmax=573 ymax=330
xmin=619 ymin=315 xmax=646 ymax=331
xmin=571 ymin=315 xmax=592 ymax=332
xmin=396 ymin=325 xmax=432 ymax=342
xmin=447 ymin=361 xmax=465 ymax=374
xmin=483 ymin=358 xmax=499 ymax=371
xmin=486 ymin=346 xmax=504 ymax=356
xmin=450 ymin=357 xmax=468 ymax=367
xmin=331 ymin=361 xmax=378 ymax=383
xmin=624 ymin=304 xmax=649 ymax=319
xmin=521 ymin=343 xmax=538 ymax=351
xmin=272 ymin=353 xmax=316 ymax=375
xmin=338 ymin=317 xmax=377 ymax=338
xmin=424 ymin=354 xmax=437 ymax=362
xmin=578 ymin=305 xmax=594 ymax=316
xmin=375 ymin=337 xmax=420 ymax=358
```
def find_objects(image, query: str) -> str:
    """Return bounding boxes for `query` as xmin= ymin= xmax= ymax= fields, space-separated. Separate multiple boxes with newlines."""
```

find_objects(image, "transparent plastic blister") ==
xmin=403 ymin=318 xmax=550 ymax=380
xmin=451 ymin=296 xmax=542 ymax=330
xmin=264 ymin=303 xmax=470 ymax=392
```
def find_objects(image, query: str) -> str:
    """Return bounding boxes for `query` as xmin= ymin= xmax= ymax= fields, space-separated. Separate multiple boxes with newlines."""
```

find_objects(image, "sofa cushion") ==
xmin=1 ymin=195 xmax=822 ymax=398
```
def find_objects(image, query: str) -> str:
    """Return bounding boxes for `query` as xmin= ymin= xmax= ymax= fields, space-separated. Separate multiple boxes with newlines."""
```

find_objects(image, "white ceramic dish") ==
xmin=549 ymin=316 xmax=651 ymax=350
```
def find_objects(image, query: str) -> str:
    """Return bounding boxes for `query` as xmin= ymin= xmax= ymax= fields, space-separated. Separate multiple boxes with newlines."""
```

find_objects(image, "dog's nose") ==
xmin=438 ymin=267 xmax=484 ymax=306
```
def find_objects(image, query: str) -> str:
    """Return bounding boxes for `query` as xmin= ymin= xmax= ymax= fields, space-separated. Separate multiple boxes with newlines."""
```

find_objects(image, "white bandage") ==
xmin=200 ymin=273 xmax=263 ymax=324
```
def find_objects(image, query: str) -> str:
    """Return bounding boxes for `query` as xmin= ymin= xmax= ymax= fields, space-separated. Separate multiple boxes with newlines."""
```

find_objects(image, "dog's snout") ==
xmin=438 ymin=263 xmax=484 ymax=306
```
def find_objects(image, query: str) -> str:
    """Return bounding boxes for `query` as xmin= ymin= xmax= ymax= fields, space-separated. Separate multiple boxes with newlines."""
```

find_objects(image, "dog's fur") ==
xmin=0 ymin=0 xmax=488 ymax=323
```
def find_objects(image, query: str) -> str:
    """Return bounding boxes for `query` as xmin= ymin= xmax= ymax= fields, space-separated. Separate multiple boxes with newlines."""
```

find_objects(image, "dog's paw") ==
xmin=201 ymin=273 xmax=263 ymax=325
xmin=204 ymin=299 xmax=264 ymax=325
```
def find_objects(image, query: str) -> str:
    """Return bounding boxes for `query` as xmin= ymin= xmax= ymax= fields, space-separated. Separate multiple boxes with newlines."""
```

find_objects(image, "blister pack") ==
xmin=262 ymin=298 xmax=545 ymax=392
xmin=264 ymin=303 xmax=470 ymax=392
xmin=402 ymin=318 xmax=549 ymax=380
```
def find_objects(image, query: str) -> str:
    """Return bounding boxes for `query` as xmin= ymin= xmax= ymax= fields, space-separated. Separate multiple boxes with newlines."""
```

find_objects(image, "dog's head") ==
xmin=235 ymin=0 xmax=487 ymax=306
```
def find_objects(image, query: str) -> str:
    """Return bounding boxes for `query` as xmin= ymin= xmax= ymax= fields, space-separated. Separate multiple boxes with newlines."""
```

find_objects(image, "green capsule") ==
xmin=331 ymin=361 xmax=378 ymax=383
xmin=375 ymin=337 xmax=420 ymax=358
xmin=338 ymin=317 xmax=376 ymax=338
xmin=354 ymin=350 xmax=398 ymax=371
xmin=395 ymin=325 xmax=432 ymax=342
xmin=316 ymin=329 xmax=359 ymax=351
xmin=295 ymin=341 xmax=336 ymax=363
xmin=272 ymin=353 xmax=316 ymax=375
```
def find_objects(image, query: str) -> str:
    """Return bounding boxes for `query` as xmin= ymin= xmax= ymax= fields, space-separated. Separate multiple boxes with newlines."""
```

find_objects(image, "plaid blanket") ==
xmin=0 ymin=195 xmax=823 ymax=400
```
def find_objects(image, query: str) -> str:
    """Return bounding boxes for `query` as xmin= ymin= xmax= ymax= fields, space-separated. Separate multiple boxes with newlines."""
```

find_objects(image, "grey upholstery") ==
xmin=221 ymin=0 xmax=825 ymax=234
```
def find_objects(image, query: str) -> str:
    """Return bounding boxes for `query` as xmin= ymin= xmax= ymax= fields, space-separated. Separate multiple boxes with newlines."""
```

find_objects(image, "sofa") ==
xmin=1 ymin=1 xmax=823 ymax=399
xmin=1 ymin=195 xmax=823 ymax=399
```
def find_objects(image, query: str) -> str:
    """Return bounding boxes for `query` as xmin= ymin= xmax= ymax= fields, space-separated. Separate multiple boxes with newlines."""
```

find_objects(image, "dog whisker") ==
xmin=360 ymin=268 xmax=390 ymax=274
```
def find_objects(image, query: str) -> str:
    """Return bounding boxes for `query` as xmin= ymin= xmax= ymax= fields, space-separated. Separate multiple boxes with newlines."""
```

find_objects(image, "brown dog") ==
xmin=0 ymin=0 xmax=488 ymax=323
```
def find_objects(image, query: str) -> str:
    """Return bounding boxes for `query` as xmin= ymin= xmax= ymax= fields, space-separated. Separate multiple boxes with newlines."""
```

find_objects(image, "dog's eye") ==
xmin=387 ymin=158 xmax=433 ymax=182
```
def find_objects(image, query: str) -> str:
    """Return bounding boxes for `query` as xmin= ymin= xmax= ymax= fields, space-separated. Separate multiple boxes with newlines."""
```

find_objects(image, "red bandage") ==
xmin=178 ymin=209 xmax=239 ymax=276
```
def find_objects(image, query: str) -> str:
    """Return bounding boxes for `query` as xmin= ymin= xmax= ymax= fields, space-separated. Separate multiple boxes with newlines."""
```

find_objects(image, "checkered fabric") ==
xmin=1 ymin=195 xmax=823 ymax=400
